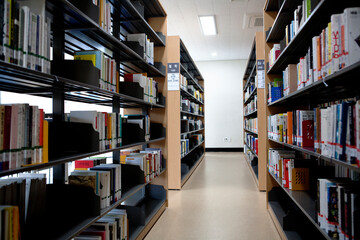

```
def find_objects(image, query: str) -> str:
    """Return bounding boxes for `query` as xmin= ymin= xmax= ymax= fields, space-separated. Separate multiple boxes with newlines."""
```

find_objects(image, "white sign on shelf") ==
xmin=168 ymin=63 xmax=180 ymax=91
xmin=257 ymin=59 xmax=265 ymax=89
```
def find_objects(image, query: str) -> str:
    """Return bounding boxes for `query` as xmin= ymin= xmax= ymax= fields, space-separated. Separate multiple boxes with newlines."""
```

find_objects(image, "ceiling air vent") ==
xmin=242 ymin=13 xmax=263 ymax=29
xmin=254 ymin=17 xmax=263 ymax=27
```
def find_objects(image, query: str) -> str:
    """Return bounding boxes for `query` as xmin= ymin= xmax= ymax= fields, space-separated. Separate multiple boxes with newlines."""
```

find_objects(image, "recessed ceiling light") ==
xmin=199 ymin=15 xmax=217 ymax=36
xmin=211 ymin=52 xmax=217 ymax=56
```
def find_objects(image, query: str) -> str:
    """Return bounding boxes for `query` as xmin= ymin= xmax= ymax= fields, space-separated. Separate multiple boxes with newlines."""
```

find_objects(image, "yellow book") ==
xmin=8 ymin=206 xmax=13 ymax=240
xmin=12 ymin=206 xmax=19 ymax=240
xmin=42 ymin=120 xmax=49 ymax=163
xmin=74 ymin=54 xmax=97 ymax=68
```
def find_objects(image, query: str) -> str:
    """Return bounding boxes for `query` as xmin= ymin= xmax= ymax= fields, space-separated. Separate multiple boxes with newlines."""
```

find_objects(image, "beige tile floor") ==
xmin=145 ymin=152 xmax=281 ymax=240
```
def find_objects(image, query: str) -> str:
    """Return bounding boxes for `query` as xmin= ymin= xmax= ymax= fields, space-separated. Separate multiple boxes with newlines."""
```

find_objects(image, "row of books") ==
xmin=0 ymin=173 xmax=46 ymax=238
xmin=244 ymin=118 xmax=258 ymax=133
xmin=283 ymin=0 xmax=320 ymax=47
xmin=181 ymin=98 xmax=203 ymax=115
xmin=268 ymin=44 xmax=281 ymax=69
xmin=1 ymin=0 xmax=51 ymax=74
xmin=180 ymin=75 xmax=203 ymax=102
xmin=244 ymin=144 xmax=257 ymax=163
xmin=244 ymin=95 xmax=257 ymax=115
xmin=69 ymin=111 xmax=123 ymax=151
xmin=69 ymin=164 xmax=122 ymax=209
xmin=74 ymin=208 xmax=128 ymax=240
xmin=267 ymin=78 xmax=282 ymax=103
xmin=0 ymin=104 xmax=48 ymax=171
xmin=244 ymin=82 xmax=256 ymax=102
xmin=268 ymin=99 xmax=360 ymax=167
xmin=124 ymin=148 xmax=163 ymax=183
xmin=127 ymin=33 xmax=154 ymax=65
xmin=181 ymin=134 xmax=203 ymax=157
xmin=124 ymin=73 xmax=159 ymax=104
xmin=317 ymin=179 xmax=359 ymax=240
xmin=282 ymin=7 xmax=360 ymax=94
xmin=97 ymin=0 xmax=112 ymax=34
xmin=74 ymin=50 xmax=118 ymax=92
xmin=0 ymin=205 xmax=20 ymax=240
xmin=245 ymin=132 xmax=258 ymax=155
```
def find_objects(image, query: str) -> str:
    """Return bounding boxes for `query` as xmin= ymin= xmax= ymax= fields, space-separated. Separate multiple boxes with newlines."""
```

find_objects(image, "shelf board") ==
xmin=244 ymin=143 xmax=258 ymax=158
xmin=268 ymin=201 xmax=303 ymax=240
xmin=180 ymin=39 xmax=204 ymax=81
xmin=0 ymin=137 xmax=166 ymax=177
xmin=268 ymin=138 xmax=360 ymax=172
xmin=265 ymin=0 xmax=303 ymax=42
xmin=0 ymin=61 xmax=166 ymax=108
xmin=244 ymin=87 xmax=257 ymax=105
xmin=244 ymin=128 xmax=258 ymax=135
xmin=180 ymin=88 xmax=204 ymax=105
xmin=180 ymin=64 xmax=204 ymax=93
xmin=267 ymin=0 xmax=360 ymax=74
xmin=243 ymin=63 xmax=256 ymax=92
xmin=119 ymin=0 xmax=166 ymax=46
xmin=180 ymin=110 xmax=204 ymax=117
xmin=268 ymin=172 xmax=331 ymax=240
xmin=181 ymin=153 xmax=205 ymax=186
xmin=181 ymin=141 xmax=205 ymax=159
xmin=55 ymin=168 xmax=166 ymax=240
xmin=244 ymin=110 xmax=258 ymax=117
xmin=181 ymin=128 xmax=205 ymax=136
xmin=267 ymin=61 xmax=360 ymax=107
xmin=46 ymin=0 xmax=165 ymax=77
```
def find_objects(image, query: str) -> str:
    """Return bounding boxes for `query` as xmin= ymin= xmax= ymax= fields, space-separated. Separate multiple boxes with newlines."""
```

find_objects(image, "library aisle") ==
xmin=145 ymin=152 xmax=280 ymax=240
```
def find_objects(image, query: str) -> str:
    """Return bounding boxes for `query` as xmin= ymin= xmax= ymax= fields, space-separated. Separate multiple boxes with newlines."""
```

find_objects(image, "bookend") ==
xmin=49 ymin=122 xmax=99 ymax=160
xmin=42 ymin=184 xmax=100 ymax=239
xmin=154 ymin=62 xmax=166 ymax=75
xmin=118 ymin=81 xmax=144 ymax=99
xmin=121 ymin=164 xmax=146 ymax=193
xmin=161 ymin=156 xmax=166 ymax=170
xmin=157 ymin=92 xmax=166 ymax=105
xmin=123 ymin=41 xmax=144 ymax=58
xmin=150 ymin=123 xmax=165 ymax=140
xmin=131 ymin=0 xmax=145 ymax=17
xmin=122 ymin=123 xmax=145 ymax=145
xmin=51 ymin=60 xmax=101 ymax=88
xmin=181 ymin=119 xmax=189 ymax=133
xmin=119 ymin=185 xmax=166 ymax=237
xmin=156 ymin=32 xmax=166 ymax=44
xmin=68 ymin=0 xmax=99 ymax=23
xmin=181 ymin=163 xmax=189 ymax=176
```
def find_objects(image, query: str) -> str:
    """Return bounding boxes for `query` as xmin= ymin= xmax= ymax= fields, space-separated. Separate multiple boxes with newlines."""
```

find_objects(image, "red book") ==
xmin=283 ymin=159 xmax=290 ymax=188
xmin=302 ymin=120 xmax=314 ymax=147
xmin=75 ymin=160 xmax=95 ymax=170
xmin=255 ymin=139 xmax=258 ymax=155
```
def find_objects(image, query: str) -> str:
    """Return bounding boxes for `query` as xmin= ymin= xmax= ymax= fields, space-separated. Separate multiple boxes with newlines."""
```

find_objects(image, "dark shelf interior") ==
xmin=180 ymin=64 xmax=204 ymax=93
xmin=181 ymin=152 xmax=205 ymax=181
xmin=267 ymin=0 xmax=360 ymax=74
xmin=180 ymin=110 xmax=204 ymax=118
xmin=180 ymin=88 xmax=204 ymax=105
xmin=180 ymin=39 xmax=204 ymax=82
xmin=244 ymin=87 xmax=257 ymax=105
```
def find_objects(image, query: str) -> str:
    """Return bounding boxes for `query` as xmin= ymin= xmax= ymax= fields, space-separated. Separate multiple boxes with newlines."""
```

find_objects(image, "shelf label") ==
xmin=168 ymin=63 xmax=180 ymax=91
xmin=257 ymin=59 xmax=265 ymax=89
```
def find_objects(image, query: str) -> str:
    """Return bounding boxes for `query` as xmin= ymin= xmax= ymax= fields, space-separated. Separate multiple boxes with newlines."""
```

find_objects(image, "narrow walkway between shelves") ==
xmin=145 ymin=152 xmax=280 ymax=240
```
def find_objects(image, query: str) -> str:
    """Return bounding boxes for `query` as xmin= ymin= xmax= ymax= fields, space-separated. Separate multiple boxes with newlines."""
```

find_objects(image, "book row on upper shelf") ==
xmin=244 ymin=82 xmax=256 ymax=102
xmin=244 ymin=96 xmax=257 ymax=116
xmin=268 ymin=148 xmax=360 ymax=240
xmin=244 ymin=118 xmax=258 ymax=134
xmin=268 ymin=99 xmax=360 ymax=168
xmin=0 ymin=104 xmax=165 ymax=172
xmin=181 ymin=96 xmax=204 ymax=116
xmin=181 ymin=118 xmax=203 ymax=134
xmin=180 ymin=74 xmax=204 ymax=101
xmin=181 ymin=134 xmax=203 ymax=158
xmin=268 ymin=6 xmax=360 ymax=78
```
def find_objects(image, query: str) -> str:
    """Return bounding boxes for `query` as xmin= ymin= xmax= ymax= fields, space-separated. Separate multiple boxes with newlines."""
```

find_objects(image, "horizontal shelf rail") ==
xmin=181 ymin=141 xmax=205 ymax=159
xmin=181 ymin=128 xmax=205 ymax=135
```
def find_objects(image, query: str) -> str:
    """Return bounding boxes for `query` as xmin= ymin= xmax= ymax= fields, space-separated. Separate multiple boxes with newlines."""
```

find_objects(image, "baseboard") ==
xmin=205 ymin=148 xmax=244 ymax=152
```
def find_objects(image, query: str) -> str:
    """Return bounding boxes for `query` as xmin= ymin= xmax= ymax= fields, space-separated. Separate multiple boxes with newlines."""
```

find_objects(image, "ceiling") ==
xmin=159 ymin=0 xmax=265 ymax=62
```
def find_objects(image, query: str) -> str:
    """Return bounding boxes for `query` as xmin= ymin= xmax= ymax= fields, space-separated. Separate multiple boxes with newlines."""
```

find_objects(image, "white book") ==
xmin=312 ymin=36 xmax=319 ymax=81
xmin=331 ymin=14 xmax=342 ymax=73
xmin=356 ymin=101 xmax=360 ymax=166
xmin=343 ymin=7 xmax=360 ymax=68
xmin=321 ymin=107 xmax=331 ymax=157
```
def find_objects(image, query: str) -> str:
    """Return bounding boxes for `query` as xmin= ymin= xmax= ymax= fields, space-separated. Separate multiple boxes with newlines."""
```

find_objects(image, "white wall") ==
xmin=196 ymin=60 xmax=246 ymax=149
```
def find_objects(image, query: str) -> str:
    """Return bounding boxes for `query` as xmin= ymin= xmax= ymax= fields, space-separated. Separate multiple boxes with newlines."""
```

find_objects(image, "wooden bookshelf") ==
xmin=263 ymin=0 xmax=360 ymax=239
xmin=243 ymin=32 xmax=266 ymax=191
xmin=0 ymin=1 xmax=168 ymax=239
xmin=167 ymin=36 xmax=205 ymax=190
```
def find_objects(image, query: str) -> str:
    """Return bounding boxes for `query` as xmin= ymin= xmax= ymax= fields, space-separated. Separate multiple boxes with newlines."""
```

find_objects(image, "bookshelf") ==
xmin=264 ymin=0 xmax=360 ymax=239
xmin=167 ymin=36 xmax=205 ymax=190
xmin=243 ymin=32 xmax=266 ymax=191
xmin=0 ymin=0 xmax=168 ymax=239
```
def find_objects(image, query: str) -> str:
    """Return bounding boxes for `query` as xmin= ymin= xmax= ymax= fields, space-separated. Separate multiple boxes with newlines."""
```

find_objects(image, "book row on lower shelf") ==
xmin=244 ymin=95 xmax=257 ymax=115
xmin=245 ymin=132 xmax=258 ymax=156
xmin=181 ymin=134 xmax=204 ymax=158
xmin=244 ymin=118 xmax=258 ymax=133
xmin=0 ymin=104 xmax=165 ymax=172
xmin=268 ymin=98 xmax=360 ymax=167
xmin=268 ymin=148 xmax=360 ymax=240
xmin=181 ymin=118 xmax=203 ymax=133
xmin=0 ymin=147 xmax=165 ymax=239
xmin=181 ymin=146 xmax=205 ymax=179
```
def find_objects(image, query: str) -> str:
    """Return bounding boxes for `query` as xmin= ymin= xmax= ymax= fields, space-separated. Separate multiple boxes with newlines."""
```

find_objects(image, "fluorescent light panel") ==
xmin=199 ymin=15 xmax=217 ymax=35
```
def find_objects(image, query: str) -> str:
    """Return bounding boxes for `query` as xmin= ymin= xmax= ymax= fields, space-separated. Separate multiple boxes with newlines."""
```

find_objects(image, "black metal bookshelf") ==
xmin=244 ymin=128 xmax=258 ymax=135
xmin=181 ymin=128 xmax=205 ymax=136
xmin=245 ymin=142 xmax=258 ymax=158
xmin=244 ymin=110 xmax=257 ymax=118
xmin=244 ymin=87 xmax=257 ymax=105
xmin=181 ymin=141 xmax=205 ymax=159
xmin=180 ymin=88 xmax=204 ymax=105
xmin=180 ymin=110 xmax=204 ymax=117
xmin=180 ymin=64 xmax=204 ymax=92
xmin=180 ymin=40 xmax=204 ymax=82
